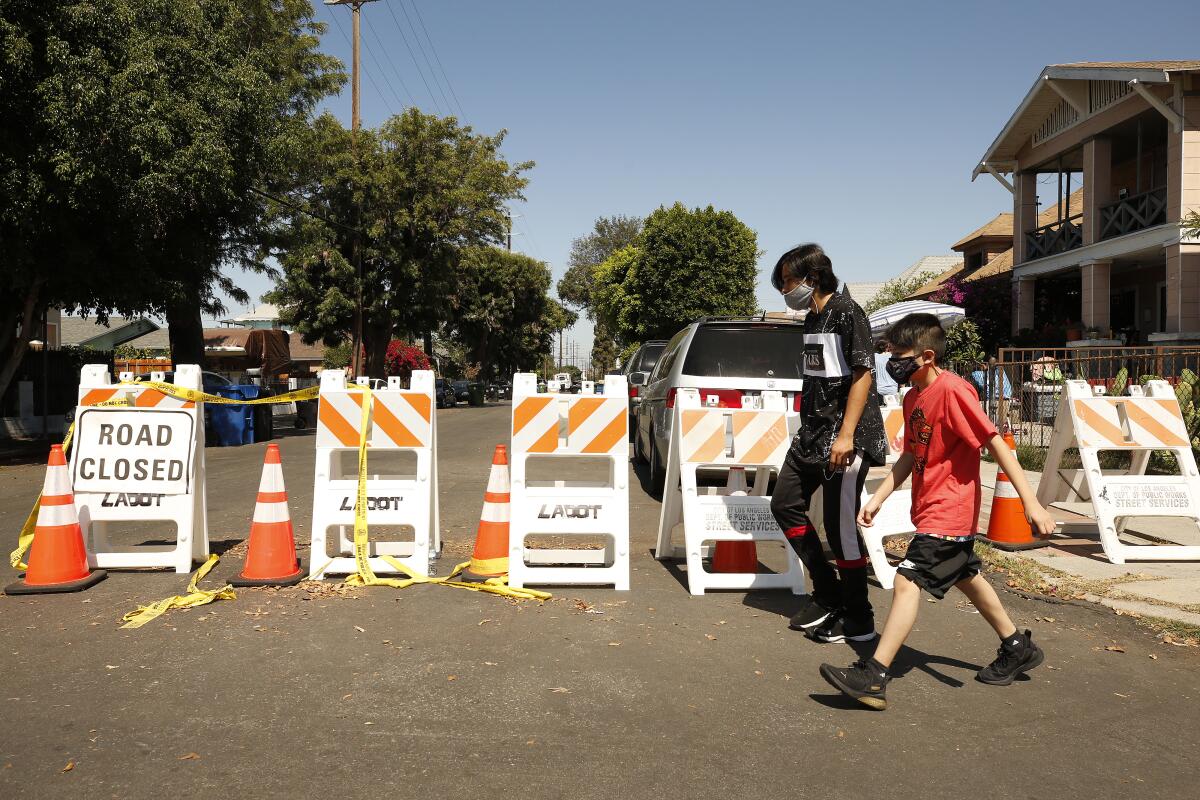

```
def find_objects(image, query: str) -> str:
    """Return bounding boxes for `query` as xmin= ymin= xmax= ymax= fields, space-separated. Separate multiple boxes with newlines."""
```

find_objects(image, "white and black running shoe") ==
xmin=809 ymin=612 xmax=877 ymax=643
xmin=789 ymin=597 xmax=838 ymax=631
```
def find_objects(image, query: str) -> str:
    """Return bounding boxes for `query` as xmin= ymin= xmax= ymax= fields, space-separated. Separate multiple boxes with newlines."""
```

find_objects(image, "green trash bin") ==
xmin=468 ymin=382 xmax=485 ymax=407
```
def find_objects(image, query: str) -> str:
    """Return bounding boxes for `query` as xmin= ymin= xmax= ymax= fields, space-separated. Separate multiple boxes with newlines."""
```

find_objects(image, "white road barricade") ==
xmin=654 ymin=388 xmax=807 ymax=596
xmin=508 ymin=372 xmax=630 ymax=590
xmin=309 ymin=370 xmax=440 ymax=579
xmin=1037 ymin=379 xmax=1200 ymax=564
xmin=70 ymin=364 xmax=209 ymax=573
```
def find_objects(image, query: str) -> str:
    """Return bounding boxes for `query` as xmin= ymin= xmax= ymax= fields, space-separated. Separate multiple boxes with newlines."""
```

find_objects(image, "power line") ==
xmin=405 ymin=0 xmax=466 ymax=117
xmin=363 ymin=19 xmax=417 ymax=109
xmin=383 ymin=1 xmax=445 ymax=114
xmin=398 ymin=0 xmax=456 ymax=116
xmin=327 ymin=10 xmax=398 ymax=119
xmin=250 ymin=187 xmax=364 ymax=236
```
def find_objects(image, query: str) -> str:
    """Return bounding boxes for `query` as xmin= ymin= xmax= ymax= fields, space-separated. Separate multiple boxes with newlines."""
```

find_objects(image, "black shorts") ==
xmin=896 ymin=534 xmax=982 ymax=599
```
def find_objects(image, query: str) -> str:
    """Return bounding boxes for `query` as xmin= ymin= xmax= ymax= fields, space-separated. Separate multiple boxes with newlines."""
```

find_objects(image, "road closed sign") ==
xmin=72 ymin=408 xmax=196 ymax=495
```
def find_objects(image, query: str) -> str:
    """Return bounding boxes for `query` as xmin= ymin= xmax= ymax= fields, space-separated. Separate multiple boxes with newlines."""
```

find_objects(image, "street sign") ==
xmin=72 ymin=408 xmax=195 ymax=496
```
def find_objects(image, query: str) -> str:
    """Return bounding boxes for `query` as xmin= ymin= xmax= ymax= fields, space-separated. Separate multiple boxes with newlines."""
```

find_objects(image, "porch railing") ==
xmin=1099 ymin=186 xmax=1167 ymax=241
xmin=1024 ymin=212 xmax=1083 ymax=260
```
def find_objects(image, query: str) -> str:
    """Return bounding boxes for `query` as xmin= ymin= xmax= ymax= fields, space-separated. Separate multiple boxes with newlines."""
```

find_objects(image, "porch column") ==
xmin=1082 ymin=137 xmax=1112 ymax=245
xmin=1013 ymin=276 xmax=1036 ymax=335
xmin=1012 ymin=171 xmax=1038 ymax=264
xmin=1080 ymin=259 xmax=1112 ymax=335
xmin=1166 ymin=75 xmax=1200 ymax=224
xmin=1166 ymin=243 xmax=1200 ymax=332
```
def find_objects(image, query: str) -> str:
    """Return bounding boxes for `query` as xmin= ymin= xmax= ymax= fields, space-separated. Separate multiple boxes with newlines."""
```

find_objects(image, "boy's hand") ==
xmin=829 ymin=433 xmax=856 ymax=471
xmin=1026 ymin=502 xmax=1057 ymax=538
xmin=858 ymin=499 xmax=881 ymax=528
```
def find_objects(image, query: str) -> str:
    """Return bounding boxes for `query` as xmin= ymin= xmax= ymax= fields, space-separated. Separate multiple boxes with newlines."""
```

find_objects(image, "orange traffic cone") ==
xmin=460 ymin=445 xmax=510 ymax=583
xmin=231 ymin=444 xmax=304 ymax=586
xmin=983 ymin=432 xmax=1048 ymax=551
xmin=712 ymin=466 xmax=758 ymax=573
xmin=6 ymin=445 xmax=106 ymax=595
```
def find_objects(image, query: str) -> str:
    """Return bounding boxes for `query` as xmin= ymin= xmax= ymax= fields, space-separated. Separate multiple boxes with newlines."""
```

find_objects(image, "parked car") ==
xmin=489 ymin=381 xmax=512 ymax=401
xmin=634 ymin=317 xmax=806 ymax=495
xmin=435 ymin=379 xmax=456 ymax=409
xmin=622 ymin=339 xmax=668 ymax=424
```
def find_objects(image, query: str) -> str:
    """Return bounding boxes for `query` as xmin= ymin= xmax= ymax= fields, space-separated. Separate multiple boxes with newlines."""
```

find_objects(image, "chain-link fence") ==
xmin=944 ymin=346 xmax=1200 ymax=473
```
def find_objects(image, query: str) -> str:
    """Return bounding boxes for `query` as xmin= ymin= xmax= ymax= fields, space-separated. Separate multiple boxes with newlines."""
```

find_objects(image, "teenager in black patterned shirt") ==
xmin=769 ymin=244 xmax=888 ymax=644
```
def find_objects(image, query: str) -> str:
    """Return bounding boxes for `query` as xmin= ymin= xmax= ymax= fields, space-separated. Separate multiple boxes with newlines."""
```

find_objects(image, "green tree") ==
xmin=943 ymin=319 xmax=986 ymax=366
xmin=266 ymin=110 xmax=531 ymax=376
xmin=447 ymin=247 xmax=563 ymax=380
xmin=557 ymin=215 xmax=643 ymax=314
xmin=593 ymin=203 xmax=758 ymax=344
xmin=557 ymin=215 xmax=642 ymax=381
xmin=0 ymin=0 xmax=342 ymax=399
xmin=589 ymin=325 xmax=619 ymax=378
xmin=862 ymin=271 xmax=941 ymax=315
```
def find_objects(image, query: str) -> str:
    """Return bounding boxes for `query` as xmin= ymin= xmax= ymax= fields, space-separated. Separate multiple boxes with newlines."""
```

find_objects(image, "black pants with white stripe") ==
xmin=770 ymin=454 xmax=872 ymax=617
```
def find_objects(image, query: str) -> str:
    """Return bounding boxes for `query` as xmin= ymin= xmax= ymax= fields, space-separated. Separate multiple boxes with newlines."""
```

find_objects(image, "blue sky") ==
xmin=214 ymin=0 xmax=1199 ymax=359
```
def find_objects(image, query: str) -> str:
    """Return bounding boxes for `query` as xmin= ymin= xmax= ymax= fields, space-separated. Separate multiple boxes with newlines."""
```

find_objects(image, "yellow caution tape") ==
xmin=341 ymin=385 xmax=550 ymax=601
xmin=119 ymin=554 xmax=236 ymax=629
xmin=119 ymin=380 xmax=319 ymax=406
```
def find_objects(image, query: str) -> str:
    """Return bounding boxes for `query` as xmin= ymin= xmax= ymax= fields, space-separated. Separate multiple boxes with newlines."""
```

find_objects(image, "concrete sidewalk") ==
xmin=975 ymin=462 xmax=1200 ymax=629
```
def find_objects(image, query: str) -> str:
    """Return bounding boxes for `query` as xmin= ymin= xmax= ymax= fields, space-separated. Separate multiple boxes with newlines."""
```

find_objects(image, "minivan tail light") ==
xmin=629 ymin=385 xmax=639 ymax=399
xmin=666 ymin=388 xmax=677 ymax=408
xmin=792 ymin=392 xmax=802 ymax=412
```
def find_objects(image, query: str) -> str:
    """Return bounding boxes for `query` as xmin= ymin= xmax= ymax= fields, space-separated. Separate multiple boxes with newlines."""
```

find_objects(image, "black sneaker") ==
xmin=809 ymin=611 xmax=877 ymax=643
xmin=976 ymin=629 xmax=1044 ymax=685
xmin=789 ymin=597 xmax=838 ymax=631
xmin=819 ymin=659 xmax=890 ymax=710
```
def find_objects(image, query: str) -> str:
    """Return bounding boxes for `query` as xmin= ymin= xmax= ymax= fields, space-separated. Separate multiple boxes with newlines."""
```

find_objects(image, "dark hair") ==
xmin=886 ymin=313 xmax=946 ymax=361
xmin=874 ymin=339 xmax=889 ymax=354
xmin=771 ymin=243 xmax=839 ymax=294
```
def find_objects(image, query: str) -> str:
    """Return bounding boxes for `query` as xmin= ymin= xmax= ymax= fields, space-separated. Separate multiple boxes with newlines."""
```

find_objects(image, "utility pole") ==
xmin=325 ymin=0 xmax=378 ymax=376
xmin=506 ymin=213 xmax=512 ymax=252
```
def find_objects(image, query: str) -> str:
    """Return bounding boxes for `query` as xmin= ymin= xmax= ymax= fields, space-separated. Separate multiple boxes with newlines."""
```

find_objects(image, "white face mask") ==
xmin=783 ymin=281 xmax=814 ymax=311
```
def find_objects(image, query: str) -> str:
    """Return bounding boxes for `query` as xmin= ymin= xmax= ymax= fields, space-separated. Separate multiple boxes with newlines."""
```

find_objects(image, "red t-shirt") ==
xmin=903 ymin=371 xmax=1000 ymax=536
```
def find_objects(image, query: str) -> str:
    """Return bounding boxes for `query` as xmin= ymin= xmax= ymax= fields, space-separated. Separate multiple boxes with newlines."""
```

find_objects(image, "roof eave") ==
xmin=972 ymin=65 xmax=1174 ymax=181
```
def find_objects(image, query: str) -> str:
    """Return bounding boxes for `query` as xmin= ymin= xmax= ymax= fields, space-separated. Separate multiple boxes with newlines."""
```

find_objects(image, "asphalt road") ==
xmin=1 ymin=404 xmax=1198 ymax=799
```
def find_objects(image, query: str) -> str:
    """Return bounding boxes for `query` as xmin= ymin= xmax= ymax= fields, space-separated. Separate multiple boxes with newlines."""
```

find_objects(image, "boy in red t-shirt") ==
xmin=819 ymin=313 xmax=1056 ymax=710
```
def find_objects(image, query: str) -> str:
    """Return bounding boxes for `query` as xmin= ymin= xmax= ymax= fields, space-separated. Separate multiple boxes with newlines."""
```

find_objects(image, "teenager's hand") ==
xmin=829 ymin=433 xmax=856 ymax=471
xmin=1026 ymin=502 xmax=1056 ymax=538
xmin=858 ymin=499 xmax=880 ymax=527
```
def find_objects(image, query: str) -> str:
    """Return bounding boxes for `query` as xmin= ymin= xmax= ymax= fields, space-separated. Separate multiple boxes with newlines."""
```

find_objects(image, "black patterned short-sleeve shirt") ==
xmin=790 ymin=291 xmax=888 ymax=467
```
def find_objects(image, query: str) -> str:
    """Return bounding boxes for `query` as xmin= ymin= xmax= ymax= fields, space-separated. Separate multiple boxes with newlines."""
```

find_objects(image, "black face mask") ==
xmin=886 ymin=355 xmax=922 ymax=385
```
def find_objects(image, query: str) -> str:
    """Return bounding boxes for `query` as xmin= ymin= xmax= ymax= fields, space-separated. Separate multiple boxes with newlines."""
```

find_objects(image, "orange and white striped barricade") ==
xmin=508 ymin=372 xmax=629 ymax=590
xmin=69 ymin=364 xmax=209 ymax=573
xmin=309 ymin=369 xmax=440 ymax=579
xmin=857 ymin=485 xmax=914 ymax=590
xmin=654 ymin=388 xmax=806 ymax=596
xmin=881 ymin=394 xmax=905 ymax=463
xmin=1036 ymin=379 xmax=1200 ymax=564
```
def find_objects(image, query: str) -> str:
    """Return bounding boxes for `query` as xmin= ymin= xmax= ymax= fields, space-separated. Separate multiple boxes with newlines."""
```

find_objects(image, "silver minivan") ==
xmin=632 ymin=317 xmax=806 ymax=494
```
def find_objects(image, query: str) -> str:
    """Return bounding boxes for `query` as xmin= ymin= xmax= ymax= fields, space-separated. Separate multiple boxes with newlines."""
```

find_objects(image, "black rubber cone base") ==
xmin=5 ymin=569 xmax=107 ymax=596
xmin=983 ymin=536 xmax=1050 ymax=552
xmin=457 ymin=569 xmax=505 ymax=584
xmin=230 ymin=567 xmax=305 ymax=588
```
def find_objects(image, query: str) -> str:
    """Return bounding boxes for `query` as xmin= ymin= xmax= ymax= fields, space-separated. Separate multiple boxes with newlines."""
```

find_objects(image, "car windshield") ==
xmin=635 ymin=343 xmax=666 ymax=374
xmin=680 ymin=325 xmax=804 ymax=379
